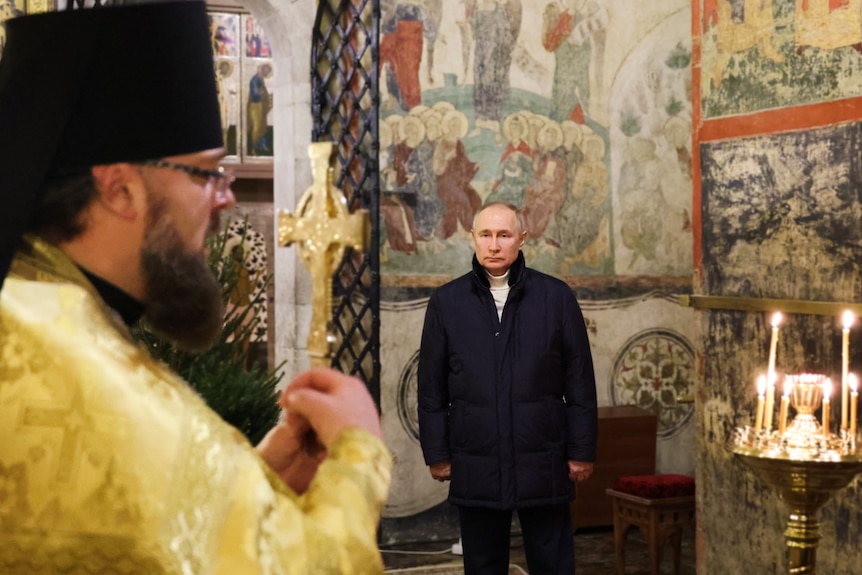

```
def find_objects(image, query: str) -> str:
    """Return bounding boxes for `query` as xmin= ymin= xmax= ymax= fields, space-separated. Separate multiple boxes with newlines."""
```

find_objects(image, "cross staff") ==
xmin=278 ymin=142 xmax=370 ymax=367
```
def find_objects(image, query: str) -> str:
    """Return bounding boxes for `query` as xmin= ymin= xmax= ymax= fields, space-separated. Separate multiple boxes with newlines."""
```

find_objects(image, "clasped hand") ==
xmin=256 ymin=368 xmax=382 ymax=494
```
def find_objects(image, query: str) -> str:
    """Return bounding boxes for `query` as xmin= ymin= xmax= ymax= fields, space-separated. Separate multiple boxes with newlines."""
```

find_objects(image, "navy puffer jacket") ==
xmin=418 ymin=252 xmax=597 ymax=509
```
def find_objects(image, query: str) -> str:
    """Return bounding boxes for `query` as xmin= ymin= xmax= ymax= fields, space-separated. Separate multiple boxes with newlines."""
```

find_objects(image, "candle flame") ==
xmin=843 ymin=310 xmax=855 ymax=330
xmin=824 ymin=378 xmax=832 ymax=399
xmin=757 ymin=375 xmax=766 ymax=396
xmin=783 ymin=378 xmax=792 ymax=397
xmin=851 ymin=374 xmax=858 ymax=393
xmin=771 ymin=312 xmax=783 ymax=328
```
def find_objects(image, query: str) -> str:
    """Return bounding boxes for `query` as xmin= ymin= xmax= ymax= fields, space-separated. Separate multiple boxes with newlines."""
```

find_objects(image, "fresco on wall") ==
xmin=609 ymin=328 xmax=695 ymax=437
xmin=380 ymin=0 xmax=615 ymax=280
xmin=379 ymin=0 xmax=693 ymax=286
xmin=376 ymin=2 xmax=697 ymax=532
xmin=208 ymin=12 xmax=273 ymax=164
xmin=242 ymin=15 xmax=274 ymax=160
xmin=701 ymin=121 xmax=862 ymax=301
xmin=701 ymin=0 xmax=862 ymax=119
xmin=211 ymin=13 xmax=240 ymax=159
xmin=610 ymin=8 xmax=692 ymax=276
xmin=698 ymin=123 xmax=862 ymax=572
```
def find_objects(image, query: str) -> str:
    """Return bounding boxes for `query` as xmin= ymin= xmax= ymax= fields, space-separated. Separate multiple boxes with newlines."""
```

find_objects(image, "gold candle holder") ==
xmin=732 ymin=447 xmax=862 ymax=575
xmin=785 ymin=375 xmax=826 ymax=449
xmin=734 ymin=373 xmax=862 ymax=574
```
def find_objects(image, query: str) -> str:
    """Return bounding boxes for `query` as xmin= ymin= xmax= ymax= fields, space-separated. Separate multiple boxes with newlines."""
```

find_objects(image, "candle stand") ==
xmin=732 ymin=375 xmax=862 ymax=574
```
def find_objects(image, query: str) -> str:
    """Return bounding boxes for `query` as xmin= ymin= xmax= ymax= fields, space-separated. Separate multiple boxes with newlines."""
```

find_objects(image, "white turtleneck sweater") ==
xmin=486 ymin=269 xmax=510 ymax=321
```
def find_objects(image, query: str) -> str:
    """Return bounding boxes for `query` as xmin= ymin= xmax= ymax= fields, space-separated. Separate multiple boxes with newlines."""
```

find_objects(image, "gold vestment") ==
xmin=0 ymin=236 xmax=392 ymax=574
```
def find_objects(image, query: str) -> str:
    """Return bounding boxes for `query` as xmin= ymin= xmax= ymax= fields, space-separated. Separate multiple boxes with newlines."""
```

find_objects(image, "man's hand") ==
xmin=257 ymin=368 xmax=382 ymax=493
xmin=568 ymin=460 xmax=594 ymax=482
xmin=279 ymin=368 xmax=383 ymax=446
xmin=429 ymin=461 xmax=451 ymax=482
xmin=256 ymin=415 xmax=326 ymax=494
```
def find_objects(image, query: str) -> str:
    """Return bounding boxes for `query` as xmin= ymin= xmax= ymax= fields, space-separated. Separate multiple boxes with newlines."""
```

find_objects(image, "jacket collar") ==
xmin=471 ymin=251 xmax=526 ymax=288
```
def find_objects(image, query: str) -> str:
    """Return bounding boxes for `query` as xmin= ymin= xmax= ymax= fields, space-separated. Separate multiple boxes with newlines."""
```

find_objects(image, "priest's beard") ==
xmin=140 ymin=199 xmax=225 ymax=352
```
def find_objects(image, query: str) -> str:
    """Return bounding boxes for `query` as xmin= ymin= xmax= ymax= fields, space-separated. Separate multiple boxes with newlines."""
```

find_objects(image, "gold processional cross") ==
xmin=277 ymin=142 xmax=370 ymax=367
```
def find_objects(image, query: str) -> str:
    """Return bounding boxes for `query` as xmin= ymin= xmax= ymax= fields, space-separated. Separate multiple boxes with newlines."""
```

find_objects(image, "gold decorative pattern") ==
xmin=278 ymin=142 xmax=370 ymax=367
xmin=0 ymin=236 xmax=392 ymax=574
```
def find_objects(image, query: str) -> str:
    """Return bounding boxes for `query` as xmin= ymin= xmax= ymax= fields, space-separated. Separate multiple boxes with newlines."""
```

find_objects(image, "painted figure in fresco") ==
xmin=618 ymin=137 xmax=666 ymax=269
xmin=526 ymin=113 xmax=547 ymax=158
xmin=523 ymin=121 xmax=567 ymax=244
xmin=434 ymin=109 xmax=481 ymax=240
xmin=245 ymin=25 xmax=270 ymax=58
xmin=422 ymin=0 xmax=444 ymax=83
xmin=213 ymin=26 xmax=231 ymax=55
xmin=557 ymin=131 xmax=609 ymax=267
xmin=465 ymin=0 xmax=521 ymax=140
xmin=0 ymin=0 xmax=24 ymax=55
xmin=210 ymin=16 xmax=236 ymax=57
xmin=380 ymin=117 xmax=401 ymax=193
xmin=542 ymin=0 xmax=607 ymax=124
xmin=663 ymin=115 xmax=692 ymax=182
xmin=485 ymin=112 xmax=533 ymax=207
xmin=499 ymin=111 xmax=533 ymax=159
xmin=402 ymin=114 xmax=444 ymax=241
xmin=702 ymin=0 xmax=783 ymax=89
xmin=380 ymin=2 xmax=437 ymax=111
xmin=795 ymin=0 xmax=862 ymax=53
xmin=421 ymin=107 xmax=445 ymax=147
xmin=392 ymin=115 xmax=414 ymax=188
xmin=247 ymin=62 xmax=273 ymax=156
xmin=0 ymin=0 xmax=20 ymax=19
xmin=561 ymin=119 xmax=585 ymax=182
xmin=215 ymin=59 xmax=238 ymax=152
xmin=380 ymin=119 xmax=422 ymax=255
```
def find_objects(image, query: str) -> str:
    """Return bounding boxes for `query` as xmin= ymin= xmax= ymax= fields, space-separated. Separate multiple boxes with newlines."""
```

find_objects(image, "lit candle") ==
xmin=764 ymin=374 xmax=776 ymax=431
xmin=841 ymin=311 xmax=854 ymax=430
xmin=778 ymin=379 xmax=791 ymax=435
xmin=823 ymin=378 xmax=832 ymax=438
xmin=755 ymin=375 xmax=766 ymax=432
xmin=851 ymin=374 xmax=858 ymax=438
xmin=765 ymin=312 xmax=782 ymax=430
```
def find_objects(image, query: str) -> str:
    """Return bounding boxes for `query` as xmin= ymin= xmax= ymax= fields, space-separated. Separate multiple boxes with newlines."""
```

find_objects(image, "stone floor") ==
xmin=381 ymin=525 xmax=696 ymax=574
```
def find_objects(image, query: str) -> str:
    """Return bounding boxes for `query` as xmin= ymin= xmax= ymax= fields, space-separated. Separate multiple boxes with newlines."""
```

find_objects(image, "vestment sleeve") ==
xmin=220 ymin=428 xmax=393 ymax=575
xmin=0 ymin=276 xmax=392 ymax=575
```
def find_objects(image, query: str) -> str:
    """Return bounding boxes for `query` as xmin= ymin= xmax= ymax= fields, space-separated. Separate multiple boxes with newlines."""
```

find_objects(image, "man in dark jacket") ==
xmin=418 ymin=201 xmax=598 ymax=574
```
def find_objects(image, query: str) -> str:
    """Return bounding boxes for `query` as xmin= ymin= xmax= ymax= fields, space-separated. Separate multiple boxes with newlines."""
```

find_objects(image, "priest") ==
xmin=0 ymin=2 xmax=391 ymax=573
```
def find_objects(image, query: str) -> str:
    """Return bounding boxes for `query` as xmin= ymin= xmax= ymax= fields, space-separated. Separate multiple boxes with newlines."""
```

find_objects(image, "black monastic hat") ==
xmin=0 ymin=0 xmax=223 ymax=290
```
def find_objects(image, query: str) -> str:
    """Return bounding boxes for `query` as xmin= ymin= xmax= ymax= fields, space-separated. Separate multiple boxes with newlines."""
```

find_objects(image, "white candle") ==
xmin=764 ymin=374 xmax=776 ymax=431
xmin=851 ymin=374 xmax=858 ymax=438
xmin=779 ymin=379 xmax=791 ymax=435
xmin=765 ymin=312 xmax=782 ymax=430
xmin=841 ymin=311 xmax=854 ymax=430
xmin=823 ymin=378 xmax=832 ymax=439
xmin=755 ymin=375 xmax=766 ymax=432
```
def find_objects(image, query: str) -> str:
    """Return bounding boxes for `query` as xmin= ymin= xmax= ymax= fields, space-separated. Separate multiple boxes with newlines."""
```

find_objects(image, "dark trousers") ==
xmin=458 ymin=502 xmax=576 ymax=575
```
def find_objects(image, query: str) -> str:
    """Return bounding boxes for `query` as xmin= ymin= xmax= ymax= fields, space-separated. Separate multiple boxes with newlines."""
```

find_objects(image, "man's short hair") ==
xmin=474 ymin=201 xmax=526 ymax=234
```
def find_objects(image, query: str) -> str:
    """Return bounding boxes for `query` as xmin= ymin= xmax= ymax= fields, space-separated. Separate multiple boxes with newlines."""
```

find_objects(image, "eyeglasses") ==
xmin=140 ymin=159 xmax=235 ymax=198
